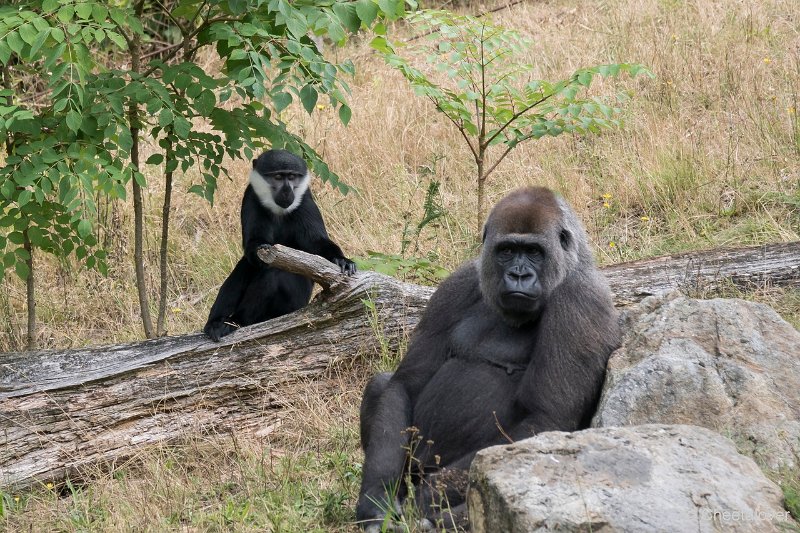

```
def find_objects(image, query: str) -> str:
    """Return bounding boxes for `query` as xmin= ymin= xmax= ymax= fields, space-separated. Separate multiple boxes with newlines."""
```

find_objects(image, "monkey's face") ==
xmin=250 ymin=149 xmax=312 ymax=214
xmin=265 ymin=171 xmax=306 ymax=209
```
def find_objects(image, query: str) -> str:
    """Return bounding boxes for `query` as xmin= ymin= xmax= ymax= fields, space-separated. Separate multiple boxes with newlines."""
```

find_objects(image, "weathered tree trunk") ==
xmin=1 ymin=242 xmax=798 ymax=490
xmin=602 ymin=241 xmax=800 ymax=305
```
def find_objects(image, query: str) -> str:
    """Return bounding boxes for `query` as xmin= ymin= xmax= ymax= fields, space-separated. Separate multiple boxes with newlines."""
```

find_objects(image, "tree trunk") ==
xmin=1 ymin=242 xmax=798 ymax=490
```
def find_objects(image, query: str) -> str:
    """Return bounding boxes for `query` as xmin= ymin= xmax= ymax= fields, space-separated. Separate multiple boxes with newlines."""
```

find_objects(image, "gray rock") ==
xmin=592 ymin=292 xmax=800 ymax=469
xmin=468 ymin=424 xmax=796 ymax=533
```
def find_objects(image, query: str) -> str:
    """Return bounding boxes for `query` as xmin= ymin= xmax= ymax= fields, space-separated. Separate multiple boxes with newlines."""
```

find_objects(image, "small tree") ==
xmin=374 ymin=10 xmax=653 ymax=228
xmin=0 ymin=0 xmax=412 ymax=344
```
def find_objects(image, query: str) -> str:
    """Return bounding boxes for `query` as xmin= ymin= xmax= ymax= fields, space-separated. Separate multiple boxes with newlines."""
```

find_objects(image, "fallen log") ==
xmin=602 ymin=241 xmax=800 ymax=305
xmin=1 ymin=241 xmax=798 ymax=490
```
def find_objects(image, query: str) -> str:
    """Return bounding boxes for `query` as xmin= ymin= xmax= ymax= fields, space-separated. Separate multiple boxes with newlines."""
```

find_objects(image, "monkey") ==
xmin=204 ymin=149 xmax=356 ymax=341
xmin=356 ymin=187 xmax=620 ymax=531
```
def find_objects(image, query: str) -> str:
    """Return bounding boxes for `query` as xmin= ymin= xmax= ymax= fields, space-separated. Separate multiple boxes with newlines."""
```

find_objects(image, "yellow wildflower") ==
xmin=640 ymin=216 xmax=650 ymax=221
xmin=763 ymin=57 xmax=771 ymax=64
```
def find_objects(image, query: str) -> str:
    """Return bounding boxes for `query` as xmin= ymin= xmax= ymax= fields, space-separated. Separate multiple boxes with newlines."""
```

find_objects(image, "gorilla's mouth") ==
xmin=500 ymin=291 xmax=542 ymax=316
xmin=505 ymin=290 xmax=537 ymax=299
xmin=502 ymin=287 xmax=542 ymax=303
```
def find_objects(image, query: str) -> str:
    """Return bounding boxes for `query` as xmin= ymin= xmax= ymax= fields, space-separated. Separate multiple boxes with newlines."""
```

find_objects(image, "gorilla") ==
xmin=204 ymin=149 xmax=356 ymax=341
xmin=356 ymin=187 xmax=620 ymax=531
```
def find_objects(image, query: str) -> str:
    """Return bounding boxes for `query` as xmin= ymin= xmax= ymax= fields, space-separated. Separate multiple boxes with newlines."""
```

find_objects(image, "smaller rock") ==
xmin=468 ymin=424 xmax=796 ymax=533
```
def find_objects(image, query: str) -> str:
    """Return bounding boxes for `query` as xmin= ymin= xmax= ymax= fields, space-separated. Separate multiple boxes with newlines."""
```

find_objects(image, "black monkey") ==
xmin=204 ymin=149 xmax=356 ymax=341
xmin=357 ymin=187 xmax=620 ymax=531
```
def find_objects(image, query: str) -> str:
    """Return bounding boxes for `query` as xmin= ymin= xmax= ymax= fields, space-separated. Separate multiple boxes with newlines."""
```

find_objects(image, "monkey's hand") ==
xmin=334 ymin=257 xmax=357 ymax=276
xmin=203 ymin=319 xmax=239 ymax=342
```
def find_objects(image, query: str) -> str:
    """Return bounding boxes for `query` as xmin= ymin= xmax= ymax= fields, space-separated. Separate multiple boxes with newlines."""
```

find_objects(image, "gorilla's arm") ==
xmin=510 ymin=271 xmax=619 ymax=438
xmin=356 ymin=266 xmax=477 ymax=524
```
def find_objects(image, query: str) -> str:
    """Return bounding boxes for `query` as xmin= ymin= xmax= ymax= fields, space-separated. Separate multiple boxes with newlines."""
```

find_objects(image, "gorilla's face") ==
xmin=481 ymin=235 xmax=546 ymax=324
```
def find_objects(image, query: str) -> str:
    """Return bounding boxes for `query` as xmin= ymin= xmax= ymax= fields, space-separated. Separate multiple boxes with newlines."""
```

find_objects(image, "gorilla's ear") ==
xmin=559 ymin=229 xmax=572 ymax=251
xmin=252 ymin=159 xmax=257 ymax=168
xmin=481 ymin=225 xmax=488 ymax=243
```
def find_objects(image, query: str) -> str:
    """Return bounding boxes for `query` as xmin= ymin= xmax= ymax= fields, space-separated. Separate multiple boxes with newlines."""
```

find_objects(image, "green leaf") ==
xmin=92 ymin=4 xmax=109 ymax=24
xmin=228 ymin=0 xmax=248 ymax=15
xmin=158 ymin=108 xmax=174 ymax=127
xmin=173 ymin=117 xmax=191 ymax=138
xmin=146 ymin=153 xmax=164 ymax=165
xmin=15 ymin=260 xmax=29 ymax=280
xmin=333 ymin=3 xmax=361 ymax=33
xmin=30 ymin=28 xmax=50 ymax=58
xmin=106 ymin=31 xmax=127 ymax=49
xmin=370 ymin=36 xmax=391 ymax=53
xmin=0 ymin=42 xmax=11 ymax=65
xmin=356 ymin=0 xmax=379 ymax=27
xmin=77 ymin=219 xmax=91 ymax=238
xmin=50 ymin=27 xmax=65 ymax=43
xmin=6 ymin=31 xmax=24 ymax=56
xmin=66 ymin=110 xmax=82 ymax=133
xmin=133 ymin=171 xmax=147 ymax=187
xmin=57 ymin=5 xmax=74 ymax=23
xmin=17 ymin=189 xmax=32 ymax=207
xmin=338 ymin=104 xmax=352 ymax=126
xmin=194 ymin=90 xmax=216 ymax=116
xmin=75 ymin=3 xmax=92 ymax=20
xmin=272 ymin=91 xmax=292 ymax=113
xmin=18 ymin=23 xmax=38 ymax=46
xmin=299 ymin=84 xmax=318 ymax=114
xmin=377 ymin=0 xmax=404 ymax=19
xmin=577 ymin=70 xmax=593 ymax=87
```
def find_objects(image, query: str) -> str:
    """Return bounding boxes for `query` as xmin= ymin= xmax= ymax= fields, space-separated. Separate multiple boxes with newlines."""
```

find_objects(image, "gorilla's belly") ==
xmin=412 ymin=358 xmax=521 ymax=466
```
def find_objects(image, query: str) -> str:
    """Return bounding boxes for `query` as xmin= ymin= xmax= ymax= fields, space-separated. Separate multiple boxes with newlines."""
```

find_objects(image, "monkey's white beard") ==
xmin=249 ymin=169 xmax=311 ymax=216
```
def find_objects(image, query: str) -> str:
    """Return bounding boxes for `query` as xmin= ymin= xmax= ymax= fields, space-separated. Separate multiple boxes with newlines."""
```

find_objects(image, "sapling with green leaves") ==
xmin=0 ymin=0 xmax=413 ymax=343
xmin=373 ymin=10 xmax=653 ymax=228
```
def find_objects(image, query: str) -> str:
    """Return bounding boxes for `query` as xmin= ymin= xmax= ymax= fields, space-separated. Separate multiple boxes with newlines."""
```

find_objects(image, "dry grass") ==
xmin=1 ymin=0 xmax=799 ymax=530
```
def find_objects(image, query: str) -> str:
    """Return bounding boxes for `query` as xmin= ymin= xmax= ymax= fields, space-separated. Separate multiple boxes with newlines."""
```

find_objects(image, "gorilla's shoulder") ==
xmin=426 ymin=260 xmax=482 ymax=311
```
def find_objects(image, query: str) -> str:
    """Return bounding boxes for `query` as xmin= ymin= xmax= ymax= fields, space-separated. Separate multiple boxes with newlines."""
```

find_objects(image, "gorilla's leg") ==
xmin=415 ymin=452 xmax=474 ymax=530
xmin=359 ymin=372 xmax=393 ymax=451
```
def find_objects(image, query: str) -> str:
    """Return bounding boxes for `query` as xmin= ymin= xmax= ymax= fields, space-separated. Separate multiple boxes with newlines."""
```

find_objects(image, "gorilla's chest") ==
xmin=448 ymin=309 xmax=537 ymax=370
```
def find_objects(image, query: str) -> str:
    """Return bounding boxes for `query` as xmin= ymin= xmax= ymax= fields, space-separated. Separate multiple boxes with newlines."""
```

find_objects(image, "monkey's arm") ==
xmin=241 ymin=189 xmax=275 ymax=267
xmin=203 ymin=258 xmax=254 ymax=341
xmin=299 ymin=199 xmax=357 ymax=275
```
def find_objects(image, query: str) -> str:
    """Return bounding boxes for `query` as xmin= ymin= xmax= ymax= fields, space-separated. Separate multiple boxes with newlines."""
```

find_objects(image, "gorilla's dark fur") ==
xmin=357 ymin=187 xmax=620 ymax=531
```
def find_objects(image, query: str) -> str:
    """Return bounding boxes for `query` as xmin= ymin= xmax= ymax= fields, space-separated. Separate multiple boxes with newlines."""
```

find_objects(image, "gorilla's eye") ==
xmin=559 ymin=229 xmax=572 ymax=251
xmin=497 ymin=246 xmax=514 ymax=258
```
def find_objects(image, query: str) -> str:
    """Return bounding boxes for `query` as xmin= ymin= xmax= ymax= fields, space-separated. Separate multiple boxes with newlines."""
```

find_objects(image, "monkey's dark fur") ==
xmin=204 ymin=149 xmax=355 ymax=341
xmin=357 ymin=187 xmax=620 ymax=531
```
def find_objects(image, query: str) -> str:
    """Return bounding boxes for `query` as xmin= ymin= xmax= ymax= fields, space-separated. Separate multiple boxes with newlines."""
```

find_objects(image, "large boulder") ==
xmin=468 ymin=424 xmax=796 ymax=533
xmin=592 ymin=293 xmax=800 ymax=469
